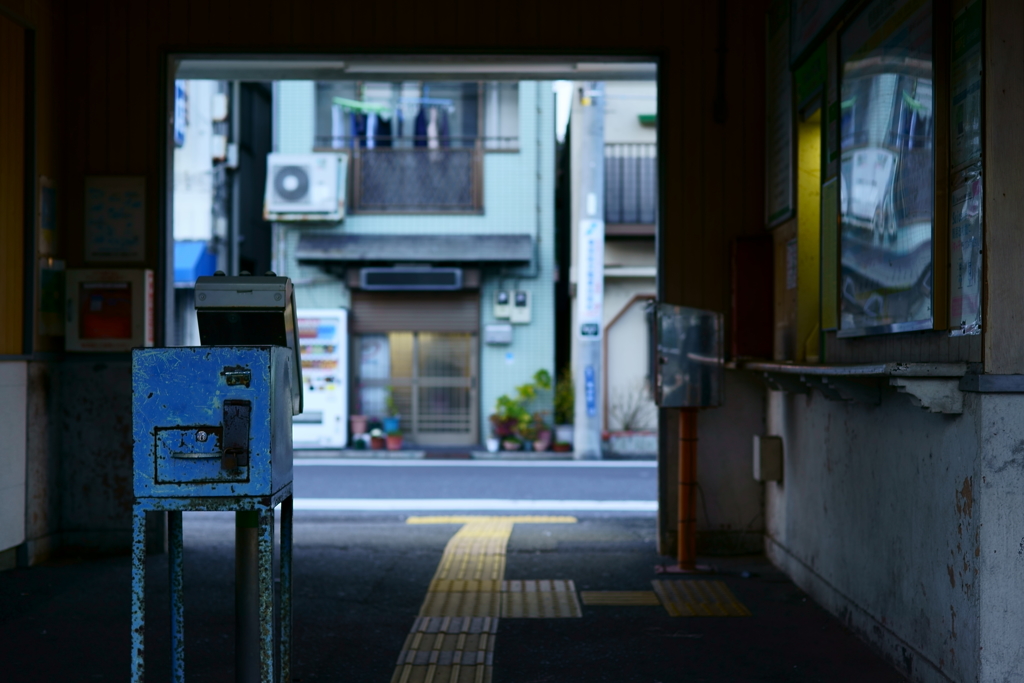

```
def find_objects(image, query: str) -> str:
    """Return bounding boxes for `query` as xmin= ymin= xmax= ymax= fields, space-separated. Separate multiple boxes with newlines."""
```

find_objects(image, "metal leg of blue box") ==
xmin=258 ymin=508 xmax=275 ymax=683
xmin=169 ymin=510 xmax=185 ymax=683
xmin=131 ymin=492 xmax=293 ymax=683
xmin=280 ymin=496 xmax=293 ymax=682
xmin=131 ymin=505 xmax=146 ymax=683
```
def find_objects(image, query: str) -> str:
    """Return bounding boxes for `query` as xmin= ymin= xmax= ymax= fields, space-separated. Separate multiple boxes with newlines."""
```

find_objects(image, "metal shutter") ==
xmin=350 ymin=292 xmax=480 ymax=333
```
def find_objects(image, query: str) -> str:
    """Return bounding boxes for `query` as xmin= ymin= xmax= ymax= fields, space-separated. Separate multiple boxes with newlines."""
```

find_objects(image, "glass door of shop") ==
xmin=355 ymin=332 xmax=477 ymax=446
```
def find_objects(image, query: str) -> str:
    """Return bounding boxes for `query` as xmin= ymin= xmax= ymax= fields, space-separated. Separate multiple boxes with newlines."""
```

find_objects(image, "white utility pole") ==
xmin=573 ymin=82 xmax=605 ymax=459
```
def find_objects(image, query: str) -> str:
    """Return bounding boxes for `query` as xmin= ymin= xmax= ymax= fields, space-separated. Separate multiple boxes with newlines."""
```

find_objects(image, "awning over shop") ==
xmin=295 ymin=233 xmax=534 ymax=265
xmin=174 ymin=240 xmax=217 ymax=286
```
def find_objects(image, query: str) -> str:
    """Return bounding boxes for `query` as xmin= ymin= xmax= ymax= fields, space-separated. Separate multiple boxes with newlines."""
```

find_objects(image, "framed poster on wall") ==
xmin=84 ymin=176 xmax=146 ymax=263
xmin=838 ymin=0 xmax=935 ymax=337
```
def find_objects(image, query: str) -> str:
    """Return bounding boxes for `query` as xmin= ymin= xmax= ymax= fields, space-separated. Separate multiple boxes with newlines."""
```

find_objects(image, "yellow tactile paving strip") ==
xmin=390 ymin=616 xmax=498 ymax=683
xmin=651 ymin=580 xmax=752 ymax=617
xmin=391 ymin=516 xmax=579 ymax=683
xmin=580 ymin=590 xmax=662 ymax=606
xmin=501 ymin=580 xmax=582 ymax=618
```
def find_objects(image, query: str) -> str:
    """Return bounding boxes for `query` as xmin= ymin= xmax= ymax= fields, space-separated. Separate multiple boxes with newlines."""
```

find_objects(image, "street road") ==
xmin=292 ymin=459 xmax=657 ymax=512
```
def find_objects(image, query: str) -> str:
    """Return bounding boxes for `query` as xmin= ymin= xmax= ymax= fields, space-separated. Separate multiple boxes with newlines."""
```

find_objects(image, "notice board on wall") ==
xmin=84 ymin=176 xmax=146 ymax=263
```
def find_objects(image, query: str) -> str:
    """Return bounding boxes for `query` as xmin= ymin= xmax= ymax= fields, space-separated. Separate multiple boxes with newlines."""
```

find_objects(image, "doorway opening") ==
xmin=166 ymin=56 xmax=659 ymax=455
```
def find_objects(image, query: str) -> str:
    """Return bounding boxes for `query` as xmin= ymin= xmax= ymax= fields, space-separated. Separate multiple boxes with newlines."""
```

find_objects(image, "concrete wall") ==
xmin=22 ymin=361 xmax=62 ymax=565
xmin=603 ymin=277 xmax=655 ymax=432
xmin=58 ymin=358 xmax=134 ymax=552
xmin=603 ymin=81 xmax=657 ymax=144
xmin=0 ymin=362 xmax=28 ymax=566
xmin=603 ymin=242 xmax=656 ymax=432
xmin=765 ymin=387 xmax=983 ymax=681
xmin=696 ymin=370 xmax=766 ymax=554
xmin=478 ymin=82 xmax=556 ymax=427
xmin=172 ymin=79 xmax=217 ymax=242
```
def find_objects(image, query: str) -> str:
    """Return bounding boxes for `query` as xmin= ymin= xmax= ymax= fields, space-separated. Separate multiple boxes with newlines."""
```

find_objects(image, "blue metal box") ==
xmin=132 ymin=346 xmax=294 ymax=498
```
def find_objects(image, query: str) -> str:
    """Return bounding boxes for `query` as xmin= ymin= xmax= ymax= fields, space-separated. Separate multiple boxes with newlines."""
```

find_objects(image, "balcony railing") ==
xmin=317 ymin=136 xmax=497 ymax=214
xmin=605 ymin=143 xmax=657 ymax=225
xmin=355 ymin=147 xmax=482 ymax=213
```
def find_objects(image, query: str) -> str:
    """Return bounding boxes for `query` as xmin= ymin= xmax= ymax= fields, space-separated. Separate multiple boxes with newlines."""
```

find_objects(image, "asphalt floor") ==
xmin=0 ymin=513 xmax=905 ymax=682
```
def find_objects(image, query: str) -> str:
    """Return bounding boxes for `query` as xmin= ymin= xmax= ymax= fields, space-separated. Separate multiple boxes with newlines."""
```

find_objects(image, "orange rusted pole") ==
xmin=678 ymin=407 xmax=699 ymax=570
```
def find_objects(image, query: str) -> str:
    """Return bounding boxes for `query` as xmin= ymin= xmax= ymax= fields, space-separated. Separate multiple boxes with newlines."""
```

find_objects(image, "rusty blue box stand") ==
xmin=132 ymin=346 xmax=297 ymax=683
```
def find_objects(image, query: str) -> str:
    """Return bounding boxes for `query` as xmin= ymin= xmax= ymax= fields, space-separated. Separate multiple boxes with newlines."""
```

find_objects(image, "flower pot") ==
xmin=382 ymin=416 xmax=401 ymax=434
xmin=554 ymin=424 xmax=574 ymax=446
xmin=386 ymin=435 xmax=403 ymax=450
xmin=485 ymin=438 xmax=500 ymax=453
xmin=370 ymin=436 xmax=386 ymax=450
xmin=502 ymin=439 xmax=522 ymax=451
xmin=552 ymin=443 xmax=572 ymax=453
xmin=350 ymin=415 xmax=368 ymax=436
xmin=533 ymin=439 xmax=550 ymax=452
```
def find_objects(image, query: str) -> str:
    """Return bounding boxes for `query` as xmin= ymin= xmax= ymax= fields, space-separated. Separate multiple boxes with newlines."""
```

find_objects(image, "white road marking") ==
xmin=294 ymin=458 xmax=656 ymax=468
xmin=293 ymin=498 xmax=657 ymax=511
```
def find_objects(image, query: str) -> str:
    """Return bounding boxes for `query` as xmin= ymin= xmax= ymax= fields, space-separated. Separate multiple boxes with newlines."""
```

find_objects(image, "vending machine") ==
xmin=293 ymin=308 xmax=349 ymax=448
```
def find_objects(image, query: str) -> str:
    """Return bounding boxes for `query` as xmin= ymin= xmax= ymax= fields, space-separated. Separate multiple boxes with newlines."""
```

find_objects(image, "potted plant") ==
xmin=553 ymin=367 xmax=574 ymax=446
xmin=380 ymin=388 xmax=401 ymax=435
xmin=385 ymin=430 xmax=403 ymax=450
xmin=489 ymin=369 xmax=553 ymax=453
xmin=518 ymin=420 xmax=538 ymax=449
xmin=369 ymin=427 xmax=386 ymax=450
xmin=350 ymin=414 xmax=368 ymax=437
xmin=552 ymin=442 xmax=572 ymax=453
xmin=529 ymin=411 xmax=551 ymax=451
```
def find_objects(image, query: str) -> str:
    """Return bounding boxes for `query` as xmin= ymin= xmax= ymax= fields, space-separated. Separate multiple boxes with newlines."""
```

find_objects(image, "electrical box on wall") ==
xmin=484 ymin=323 xmax=513 ymax=345
xmin=510 ymin=290 xmax=531 ymax=324
xmin=494 ymin=290 xmax=511 ymax=319
xmin=65 ymin=269 xmax=154 ymax=352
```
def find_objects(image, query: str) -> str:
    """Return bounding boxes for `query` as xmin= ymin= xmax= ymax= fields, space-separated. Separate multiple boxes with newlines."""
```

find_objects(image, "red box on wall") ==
xmin=66 ymin=269 xmax=154 ymax=351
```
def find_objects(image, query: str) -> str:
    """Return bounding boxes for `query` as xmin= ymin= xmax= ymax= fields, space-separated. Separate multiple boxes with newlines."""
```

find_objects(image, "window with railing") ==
xmin=315 ymin=81 xmax=520 ymax=213
xmin=605 ymin=143 xmax=657 ymax=225
xmin=339 ymin=139 xmax=484 ymax=213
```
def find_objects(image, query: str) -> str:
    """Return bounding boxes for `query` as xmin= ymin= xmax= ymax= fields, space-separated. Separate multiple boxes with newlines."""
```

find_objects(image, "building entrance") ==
xmin=356 ymin=331 xmax=478 ymax=446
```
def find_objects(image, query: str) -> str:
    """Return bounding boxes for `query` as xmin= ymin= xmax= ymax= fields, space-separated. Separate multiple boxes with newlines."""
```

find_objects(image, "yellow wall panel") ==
xmin=796 ymin=112 xmax=821 ymax=362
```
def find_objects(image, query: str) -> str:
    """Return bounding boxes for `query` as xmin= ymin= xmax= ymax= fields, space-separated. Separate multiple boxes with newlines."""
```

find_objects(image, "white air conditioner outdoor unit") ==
xmin=264 ymin=152 xmax=347 ymax=222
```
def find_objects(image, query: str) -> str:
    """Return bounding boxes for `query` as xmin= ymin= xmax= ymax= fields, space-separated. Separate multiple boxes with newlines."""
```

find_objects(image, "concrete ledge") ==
xmin=297 ymin=449 xmax=427 ymax=459
xmin=470 ymin=450 xmax=573 ymax=460
xmin=737 ymin=360 xmax=968 ymax=378
xmin=765 ymin=534 xmax=954 ymax=683
xmin=295 ymin=448 xmax=654 ymax=461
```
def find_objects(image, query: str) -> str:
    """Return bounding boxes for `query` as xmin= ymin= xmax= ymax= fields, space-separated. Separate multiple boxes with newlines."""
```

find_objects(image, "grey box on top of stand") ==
xmin=195 ymin=271 xmax=303 ymax=414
